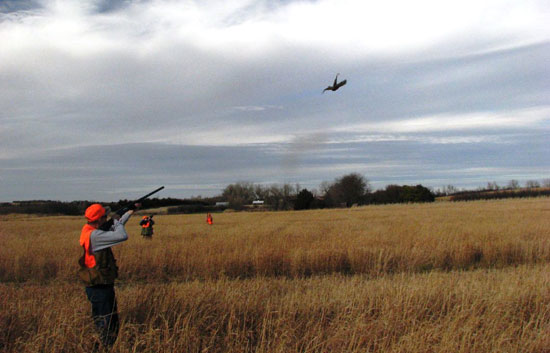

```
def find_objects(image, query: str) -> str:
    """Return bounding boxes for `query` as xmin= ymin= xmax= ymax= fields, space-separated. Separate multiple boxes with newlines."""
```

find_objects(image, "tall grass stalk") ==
xmin=2 ymin=265 xmax=550 ymax=352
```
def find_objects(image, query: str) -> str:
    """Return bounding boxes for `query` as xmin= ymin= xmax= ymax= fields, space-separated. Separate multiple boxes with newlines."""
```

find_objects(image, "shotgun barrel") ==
xmin=99 ymin=186 xmax=164 ymax=231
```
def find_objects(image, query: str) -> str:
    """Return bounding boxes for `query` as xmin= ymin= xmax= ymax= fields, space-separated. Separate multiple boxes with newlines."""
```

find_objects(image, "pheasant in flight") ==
xmin=323 ymin=73 xmax=347 ymax=93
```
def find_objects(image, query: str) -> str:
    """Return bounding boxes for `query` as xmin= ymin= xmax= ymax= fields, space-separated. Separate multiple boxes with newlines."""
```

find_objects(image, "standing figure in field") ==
xmin=78 ymin=203 xmax=140 ymax=348
xmin=206 ymin=213 xmax=213 ymax=225
xmin=140 ymin=215 xmax=155 ymax=239
xmin=323 ymin=73 xmax=347 ymax=93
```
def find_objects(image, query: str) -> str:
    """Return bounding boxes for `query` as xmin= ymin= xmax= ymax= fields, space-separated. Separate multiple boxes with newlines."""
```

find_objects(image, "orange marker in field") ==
xmin=206 ymin=213 xmax=213 ymax=225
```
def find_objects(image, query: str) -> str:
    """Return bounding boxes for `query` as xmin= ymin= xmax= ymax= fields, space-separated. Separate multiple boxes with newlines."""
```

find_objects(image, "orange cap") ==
xmin=85 ymin=204 xmax=106 ymax=222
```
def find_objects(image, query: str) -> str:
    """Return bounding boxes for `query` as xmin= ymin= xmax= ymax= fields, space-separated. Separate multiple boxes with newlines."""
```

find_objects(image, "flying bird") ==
xmin=323 ymin=73 xmax=347 ymax=93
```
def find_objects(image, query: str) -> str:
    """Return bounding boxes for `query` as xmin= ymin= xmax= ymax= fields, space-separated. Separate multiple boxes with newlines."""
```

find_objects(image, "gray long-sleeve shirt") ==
xmin=90 ymin=211 xmax=133 ymax=252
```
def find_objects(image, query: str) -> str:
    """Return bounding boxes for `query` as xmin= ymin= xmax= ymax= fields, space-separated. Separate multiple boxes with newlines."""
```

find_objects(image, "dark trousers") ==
xmin=85 ymin=284 xmax=119 ymax=347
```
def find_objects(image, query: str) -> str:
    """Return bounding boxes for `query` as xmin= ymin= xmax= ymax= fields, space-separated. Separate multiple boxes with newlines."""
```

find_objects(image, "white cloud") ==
xmin=2 ymin=0 xmax=548 ymax=60
xmin=232 ymin=105 xmax=283 ymax=112
xmin=337 ymin=106 xmax=550 ymax=134
xmin=326 ymin=134 xmax=504 ymax=145
xmin=169 ymin=127 xmax=291 ymax=146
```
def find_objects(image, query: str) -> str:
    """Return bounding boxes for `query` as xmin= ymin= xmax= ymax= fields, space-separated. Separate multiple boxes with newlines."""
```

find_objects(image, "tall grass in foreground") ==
xmin=1 ymin=198 xmax=549 ymax=282
xmin=1 ymin=198 xmax=550 ymax=352
xmin=2 ymin=265 xmax=550 ymax=352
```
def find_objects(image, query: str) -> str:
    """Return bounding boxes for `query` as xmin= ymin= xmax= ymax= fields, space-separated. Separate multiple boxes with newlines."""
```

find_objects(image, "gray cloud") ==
xmin=1 ymin=0 xmax=549 ymax=201
xmin=0 ymin=0 xmax=42 ymax=13
xmin=2 ymin=126 xmax=548 ymax=201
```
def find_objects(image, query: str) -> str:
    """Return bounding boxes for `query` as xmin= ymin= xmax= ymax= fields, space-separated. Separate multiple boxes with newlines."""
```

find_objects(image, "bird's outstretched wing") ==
xmin=335 ymin=79 xmax=347 ymax=90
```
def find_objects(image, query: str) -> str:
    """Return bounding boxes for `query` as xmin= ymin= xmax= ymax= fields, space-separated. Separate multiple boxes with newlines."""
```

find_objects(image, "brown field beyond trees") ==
xmin=1 ymin=197 xmax=550 ymax=352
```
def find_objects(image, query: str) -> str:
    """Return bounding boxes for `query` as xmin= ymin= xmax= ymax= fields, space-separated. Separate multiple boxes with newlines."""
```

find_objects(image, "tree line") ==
xmin=2 ymin=174 xmax=548 ymax=215
xmin=434 ymin=178 xmax=550 ymax=196
xmin=219 ymin=173 xmax=434 ymax=211
xmin=449 ymin=188 xmax=550 ymax=201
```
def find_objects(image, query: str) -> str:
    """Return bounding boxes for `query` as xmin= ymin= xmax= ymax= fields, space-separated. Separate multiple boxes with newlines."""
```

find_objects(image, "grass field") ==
xmin=1 ymin=197 xmax=550 ymax=352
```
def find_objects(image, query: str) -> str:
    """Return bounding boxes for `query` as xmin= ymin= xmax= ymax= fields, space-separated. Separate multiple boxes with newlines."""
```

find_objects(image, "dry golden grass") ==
xmin=2 ymin=266 xmax=550 ymax=352
xmin=1 ymin=198 xmax=549 ymax=282
xmin=1 ymin=197 xmax=550 ymax=352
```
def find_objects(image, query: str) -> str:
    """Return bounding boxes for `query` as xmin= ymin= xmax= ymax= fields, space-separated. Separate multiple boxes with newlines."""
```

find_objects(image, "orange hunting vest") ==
xmin=141 ymin=216 xmax=150 ymax=228
xmin=80 ymin=224 xmax=97 ymax=268
xmin=78 ymin=224 xmax=118 ymax=285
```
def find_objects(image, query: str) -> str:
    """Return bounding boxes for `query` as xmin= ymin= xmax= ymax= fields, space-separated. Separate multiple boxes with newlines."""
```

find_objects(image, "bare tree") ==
xmin=525 ymin=180 xmax=540 ymax=189
xmin=542 ymin=179 xmax=550 ymax=188
xmin=254 ymin=184 xmax=268 ymax=201
xmin=222 ymin=182 xmax=255 ymax=210
xmin=319 ymin=181 xmax=332 ymax=195
xmin=442 ymin=184 xmax=457 ymax=195
xmin=263 ymin=183 xmax=296 ymax=210
xmin=507 ymin=180 xmax=520 ymax=190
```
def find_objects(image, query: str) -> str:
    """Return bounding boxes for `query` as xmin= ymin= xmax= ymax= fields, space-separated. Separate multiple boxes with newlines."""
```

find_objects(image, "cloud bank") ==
xmin=1 ymin=0 xmax=549 ymax=201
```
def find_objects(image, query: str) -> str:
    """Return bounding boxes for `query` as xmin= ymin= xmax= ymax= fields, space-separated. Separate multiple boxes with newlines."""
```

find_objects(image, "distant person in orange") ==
xmin=139 ymin=215 xmax=155 ymax=239
xmin=78 ymin=202 xmax=139 ymax=348
xmin=206 ymin=213 xmax=213 ymax=225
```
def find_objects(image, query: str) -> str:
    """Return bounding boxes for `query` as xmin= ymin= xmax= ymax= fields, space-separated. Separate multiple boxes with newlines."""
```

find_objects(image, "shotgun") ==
xmin=99 ymin=186 xmax=164 ymax=231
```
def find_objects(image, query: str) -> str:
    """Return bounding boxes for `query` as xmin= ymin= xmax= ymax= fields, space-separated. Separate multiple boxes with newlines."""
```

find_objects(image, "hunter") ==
xmin=140 ymin=215 xmax=155 ymax=239
xmin=78 ymin=202 xmax=139 ymax=348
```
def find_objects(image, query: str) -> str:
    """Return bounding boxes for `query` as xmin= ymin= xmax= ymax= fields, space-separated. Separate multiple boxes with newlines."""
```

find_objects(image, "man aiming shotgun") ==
xmin=78 ymin=186 xmax=164 ymax=348
xmin=99 ymin=186 xmax=165 ymax=231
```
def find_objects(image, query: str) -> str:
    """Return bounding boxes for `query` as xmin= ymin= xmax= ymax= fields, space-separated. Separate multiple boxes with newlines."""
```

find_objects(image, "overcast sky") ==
xmin=1 ymin=0 xmax=549 ymax=201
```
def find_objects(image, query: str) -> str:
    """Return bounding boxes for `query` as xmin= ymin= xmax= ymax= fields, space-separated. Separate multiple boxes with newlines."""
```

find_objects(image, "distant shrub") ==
xmin=167 ymin=204 xmax=220 ymax=214
xmin=365 ymin=184 xmax=435 ymax=205
xmin=451 ymin=188 xmax=550 ymax=201
xmin=0 ymin=201 xmax=84 ymax=215
xmin=294 ymin=189 xmax=314 ymax=210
